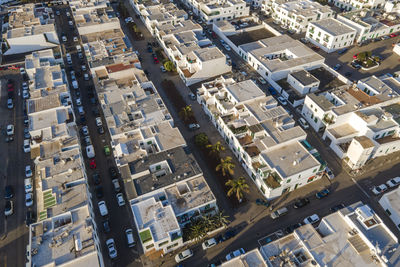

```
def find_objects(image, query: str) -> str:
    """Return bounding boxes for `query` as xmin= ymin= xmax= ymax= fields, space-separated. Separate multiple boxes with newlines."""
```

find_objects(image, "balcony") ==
xmin=322 ymin=114 xmax=335 ymax=125
xmin=229 ymin=125 xmax=248 ymax=135
xmin=263 ymin=172 xmax=281 ymax=189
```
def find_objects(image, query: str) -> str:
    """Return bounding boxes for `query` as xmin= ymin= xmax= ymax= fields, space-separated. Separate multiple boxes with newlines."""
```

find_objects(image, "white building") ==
xmin=337 ymin=9 xmax=400 ymax=43
xmin=181 ymin=0 xmax=249 ymax=24
xmin=1 ymin=4 xmax=59 ymax=55
xmin=379 ymin=186 xmax=400 ymax=230
xmin=239 ymin=35 xmax=324 ymax=82
xmin=198 ymin=77 xmax=325 ymax=199
xmin=329 ymin=0 xmax=386 ymax=11
xmin=26 ymin=206 xmax=101 ymax=267
xmin=394 ymin=43 xmax=400 ymax=56
xmin=263 ymin=0 xmax=334 ymax=33
xmin=221 ymin=249 xmax=267 ymax=266
xmin=131 ymin=175 xmax=217 ymax=254
xmin=177 ymin=46 xmax=231 ymax=86
xmin=287 ymin=70 xmax=320 ymax=96
xmin=306 ymin=18 xmax=357 ymax=53
xmin=260 ymin=202 xmax=400 ymax=267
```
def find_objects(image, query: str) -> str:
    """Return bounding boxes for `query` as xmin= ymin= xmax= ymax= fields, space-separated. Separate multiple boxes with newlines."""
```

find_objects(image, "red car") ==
xmin=390 ymin=33 xmax=397 ymax=38
xmin=89 ymin=159 xmax=96 ymax=169
xmin=153 ymin=57 xmax=159 ymax=64
xmin=353 ymin=53 xmax=358 ymax=59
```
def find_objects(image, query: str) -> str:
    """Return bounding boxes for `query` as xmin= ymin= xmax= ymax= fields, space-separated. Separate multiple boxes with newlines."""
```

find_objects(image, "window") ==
xmin=159 ymin=240 xmax=169 ymax=247
xmin=386 ymin=209 xmax=392 ymax=216
xmin=260 ymin=186 xmax=265 ymax=194
xmin=145 ymin=244 xmax=155 ymax=249
xmin=314 ymin=118 xmax=318 ymax=123
xmin=313 ymin=168 xmax=317 ymax=173
xmin=287 ymin=179 xmax=291 ymax=183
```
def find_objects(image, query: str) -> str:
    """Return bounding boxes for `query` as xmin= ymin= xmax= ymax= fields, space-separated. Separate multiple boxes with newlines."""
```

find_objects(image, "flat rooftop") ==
xmin=289 ymin=70 xmax=319 ymax=86
xmin=241 ymin=35 xmax=324 ymax=73
xmin=29 ymin=107 xmax=72 ymax=132
xmin=261 ymin=202 xmax=400 ymax=267
xmin=192 ymin=47 xmax=224 ymax=62
xmin=129 ymin=146 xmax=202 ymax=196
xmin=35 ymin=147 xmax=87 ymax=220
xmin=156 ymin=20 xmax=202 ymax=36
xmin=226 ymin=80 xmax=265 ymax=103
xmin=165 ymin=175 xmax=215 ymax=216
xmin=262 ymin=141 xmax=320 ymax=178
xmin=310 ymin=18 xmax=356 ymax=36
xmin=222 ymin=249 xmax=266 ymax=267
xmin=6 ymin=24 xmax=55 ymax=38
xmin=227 ymin=28 xmax=275 ymax=47
xmin=29 ymin=206 xmax=99 ymax=267
xmin=131 ymin=197 xmax=180 ymax=243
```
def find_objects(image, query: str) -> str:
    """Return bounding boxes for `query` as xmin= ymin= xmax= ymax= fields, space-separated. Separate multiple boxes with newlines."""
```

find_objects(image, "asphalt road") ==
xmin=52 ymin=5 xmax=142 ymax=267
xmin=0 ymin=70 xmax=30 ymax=267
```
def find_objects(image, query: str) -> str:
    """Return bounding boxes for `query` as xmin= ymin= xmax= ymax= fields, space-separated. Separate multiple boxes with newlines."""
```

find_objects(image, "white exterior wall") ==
xmin=302 ymin=95 xmax=331 ymax=132
xmin=346 ymin=139 xmax=374 ymax=169
xmin=329 ymin=0 xmax=386 ymax=11
xmin=306 ymin=22 xmax=356 ymax=53
xmin=373 ymin=138 xmax=400 ymax=158
xmin=379 ymin=188 xmax=400 ymax=230
xmin=287 ymin=74 xmax=319 ymax=95
xmin=394 ymin=44 xmax=400 ymax=56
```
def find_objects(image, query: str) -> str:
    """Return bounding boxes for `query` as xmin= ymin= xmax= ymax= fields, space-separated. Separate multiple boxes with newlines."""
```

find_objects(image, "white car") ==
xmin=22 ymin=90 xmax=30 ymax=99
xmin=298 ymin=118 xmax=309 ymax=129
xmin=106 ymin=238 xmax=117 ymax=259
xmin=116 ymin=193 xmax=125 ymax=206
xmin=175 ymin=249 xmax=193 ymax=263
xmin=188 ymin=123 xmax=200 ymax=130
xmin=25 ymin=193 xmax=33 ymax=207
xmin=277 ymin=96 xmax=288 ymax=105
xmin=95 ymin=117 xmax=103 ymax=127
xmin=76 ymin=98 xmax=82 ymax=106
xmin=226 ymin=248 xmax=245 ymax=261
xmin=22 ymin=82 xmax=29 ymax=90
xmin=81 ymin=65 xmax=87 ymax=71
xmin=73 ymin=36 xmax=78 ymax=42
xmin=25 ymin=165 xmax=33 ymax=178
xmin=86 ymin=145 xmax=95 ymax=158
xmin=303 ymin=214 xmax=320 ymax=224
xmin=223 ymin=44 xmax=231 ymax=51
xmin=202 ymin=238 xmax=217 ymax=250
xmin=98 ymin=201 xmax=108 ymax=216
xmin=23 ymin=139 xmax=31 ymax=153
xmin=84 ymin=73 xmax=89 ymax=80
xmin=81 ymin=126 xmax=89 ymax=136
xmin=7 ymin=98 xmax=13 ymax=109
xmin=325 ymin=167 xmax=335 ymax=180
xmin=6 ymin=124 xmax=14 ymax=136
xmin=62 ymin=36 xmax=67 ymax=42
xmin=160 ymin=66 xmax=166 ymax=72
xmin=20 ymin=67 xmax=26 ymax=75
xmin=386 ymin=177 xmax=400 ymax=188
xmin=68 ymin=20 xmax=73 ymax=26
xmin=372 ymin=184 xmax=388 ymax=195
xmin=125 ymin=17 xmax=133 ymax=23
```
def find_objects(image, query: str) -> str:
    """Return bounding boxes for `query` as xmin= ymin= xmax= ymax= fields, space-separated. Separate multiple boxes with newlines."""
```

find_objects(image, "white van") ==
xmin=24 ymin=178 xmax=33 ymax=193
xmin=270 ymin=207 xmax=288 ymax=219
xmin=76 ymin=45 xmax=82 ymax=53
xmin=86 ymin=145 xmax=95 ymax=158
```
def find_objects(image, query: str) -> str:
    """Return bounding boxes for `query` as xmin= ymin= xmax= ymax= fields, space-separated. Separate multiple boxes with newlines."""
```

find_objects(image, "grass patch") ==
xmin=139 ymin=229 xmax=153 ymax=243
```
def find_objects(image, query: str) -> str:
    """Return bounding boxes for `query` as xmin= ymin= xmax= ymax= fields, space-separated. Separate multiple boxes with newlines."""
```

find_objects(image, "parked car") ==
xmin=7 ymin=98 xmax=13 ymax=109
xmin=93 ymin=173 xmax=101 ymax=185
xmin=202 ymin=238 xmax=217 ymax=250
xmin=160 ymin=66 xmax=166 ymax=73
xmin=104 ymin=145 xmax=111 ymax=156
xmin=86 ymin=145 xmax=95 ymax=158
xmin=125 ymin=228 xmax=135 ymax=247
xmin=98 ymin=201 xmax=108 ymax=216
xmin=293 ymin=198 xmax=310 ymax=209
xmin=303 ymin=214 xmax=320 ymax=224
xmin=97 ymin=126 xmax=105 ymax=134
xmin=351 ymin=61 xmax=361 ymax=69
xmin=116 ymin=193 xmax=125 ymax=206
xmin=298 ymin=118 xmax=309 ymax=129
xmin=315 ymin=188 xmax=330 ymax=199
xmin=330 ymin=203 xmax=346 ymax=212
xmin=62 ymin=36 xmax=67 ymax=42
xmin=26 ymin=211 xmax=35 ymax=226
xmin=95 ymin=117 xmax=103 ymax=127
xmin=112 ymin=179 xmax=121 ymax=192
xmin=6 ymin=125 xmax=14 ymax=136
xmin=5 ymin=200 xmax=13 ymax=216
xmin=23 ymin=139 xmax=31 ymax=153
xmin=390 ymin=33 xmax=397 ymax=38
xmin=222 ymin=229 xmax=237 ymax=241
xmin=225 ymin=248 xmax=245 ymax=261
xmin=89 ymin=159 xmax=96 ymax=169
xmin=25 ymin=165 xmax=33 ymax=178
xmin=5 ymin=186 xmax=14 ymax=199
xmin=189 ymin=93 xmax=196 ymax=100
xmin=103 ymin=220 xmax=111 ymax=233
xmin=109 ymin=166 xmax=119 ymax=179
xmin=76 ymin=98 xmax=82 ymax=106
xmin=271 ymin=207 xmax=289 ymax=219
xmin=386 ymin=177 xmax=400 ymax=188
xmin=106 ymin=238 xmax=117 ymax=259
xmin=372 ymin=184 xmax=388 ymax=195
xmin=300 ymin=38 xmax=309 ymax=44
xmin=284 ymin=223 xmax=302 ymax=234
xmin=277 ymin=96 xmax=288 ymax=105
xmin=81 ymin=126 xmax=89 ymax=136
xmin=188 ymin=123 xmax=200 ymax=130
xmin=325 ymin=167 xmax=334 ymax=179
xmin=345 ymin=71 xmax=352 ymax=77
xmin=25 ymin=193 xmax=33 ymax=207
xmin=333 ymin=64 xmax=341 ymax=71
xmin=175 ymin=249 xmax=193 ymax=263
xmin=95 ymin=185 xmax=104 ymax=198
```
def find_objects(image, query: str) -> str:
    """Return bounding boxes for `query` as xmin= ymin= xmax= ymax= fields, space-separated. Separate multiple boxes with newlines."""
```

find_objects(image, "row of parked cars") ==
xmin=372 ymin=176 xmax=400 ymax=195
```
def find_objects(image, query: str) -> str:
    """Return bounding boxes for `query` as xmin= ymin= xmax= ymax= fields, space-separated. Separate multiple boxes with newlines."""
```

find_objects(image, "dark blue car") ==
xmin=338 ymin=48 xmax=348 ymax=54
xmin=316 ymin=188 xmax=330 ymax=199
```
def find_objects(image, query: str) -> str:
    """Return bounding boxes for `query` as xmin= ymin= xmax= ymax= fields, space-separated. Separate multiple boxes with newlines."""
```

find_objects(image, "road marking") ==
xmin=351 ymin=178 xmax=370 ymax=198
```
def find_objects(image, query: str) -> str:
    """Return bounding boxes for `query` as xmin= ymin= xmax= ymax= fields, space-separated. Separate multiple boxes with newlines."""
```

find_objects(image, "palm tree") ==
xmin=194 ymin=133 xmax=209 ymax=148
xmin=226 ymin=177 xmax=250 ymax=202
xmin=179 ymin=105 xmax=193 ymax=122
xmin=212 ymin=211 xmax=229 ymax=228
xmin=206 ymin=141 xmax=225 ymax=158
xmin=216 ymin=156 xmax=235 ymax=176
